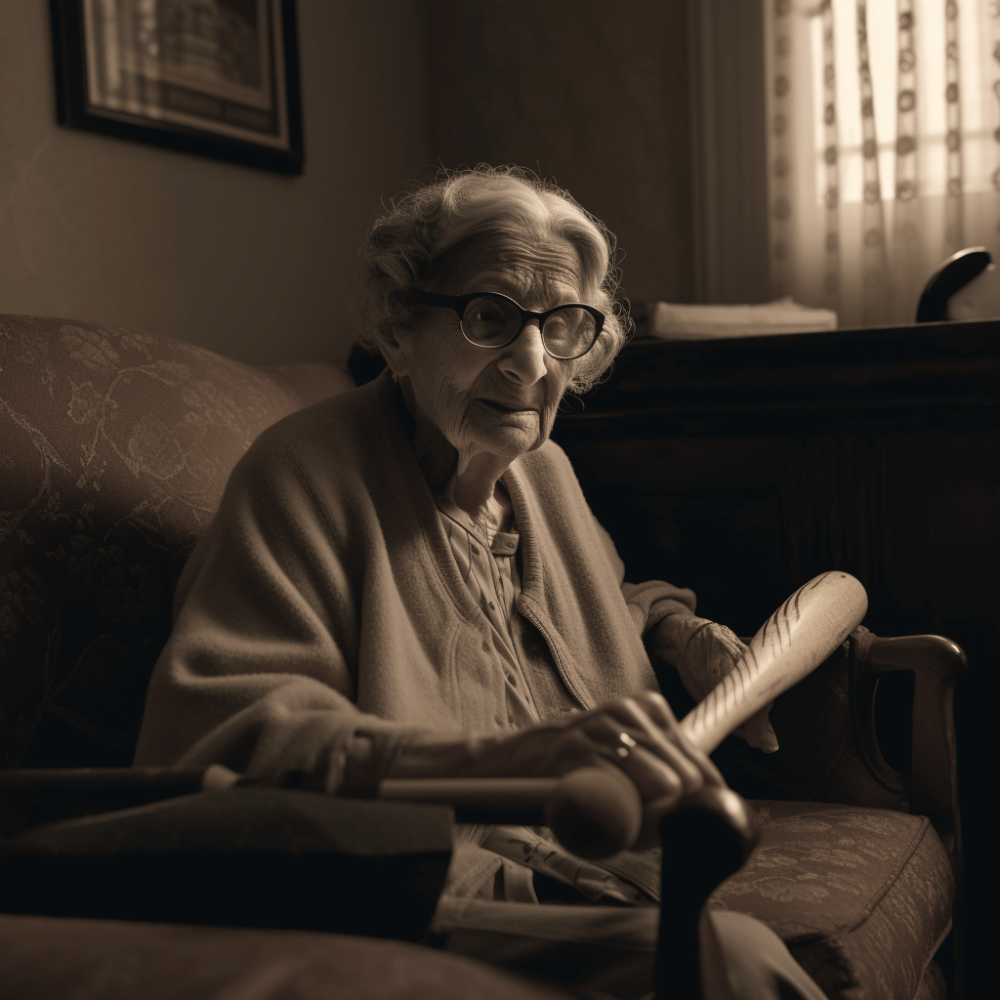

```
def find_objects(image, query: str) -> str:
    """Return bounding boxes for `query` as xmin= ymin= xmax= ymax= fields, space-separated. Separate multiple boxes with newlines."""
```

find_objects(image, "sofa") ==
xmin=0 ymin=314 xmax=963 ymax=999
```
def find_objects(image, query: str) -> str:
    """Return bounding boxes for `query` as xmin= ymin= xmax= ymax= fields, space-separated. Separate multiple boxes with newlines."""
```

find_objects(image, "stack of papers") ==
xmin=647 ymin=297 xmax=837 ymax=340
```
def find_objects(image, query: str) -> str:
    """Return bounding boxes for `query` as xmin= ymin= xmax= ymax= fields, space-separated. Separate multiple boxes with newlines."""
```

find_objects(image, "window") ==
xmin=766 ymin=0 xmax=1000 ymax=325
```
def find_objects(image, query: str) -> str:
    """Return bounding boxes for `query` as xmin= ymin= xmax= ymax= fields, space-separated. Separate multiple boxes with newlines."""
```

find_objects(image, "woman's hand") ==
xmin=651 ymin=614 xmax=779 ymax=753
xmin=388 ymin=691 xmax=726 ymax=848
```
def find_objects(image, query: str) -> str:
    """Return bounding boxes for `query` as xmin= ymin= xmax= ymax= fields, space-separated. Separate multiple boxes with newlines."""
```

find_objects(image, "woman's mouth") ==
xmin=479 ymin=399 xmax=538 ymax=414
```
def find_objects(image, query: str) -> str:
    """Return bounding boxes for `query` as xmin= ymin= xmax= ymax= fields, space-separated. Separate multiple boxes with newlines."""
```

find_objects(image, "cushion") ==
xmin=709 ymin=801 xmax=955 ymax=1000
xmin=0 ymin=315 xmax=349 ymax=769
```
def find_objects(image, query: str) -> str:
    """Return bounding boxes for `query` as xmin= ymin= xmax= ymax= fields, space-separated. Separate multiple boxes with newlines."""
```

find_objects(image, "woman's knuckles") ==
xmin=642 ymin=760 xmax=683 ymax=799
xmin=681 ymin=769 xmax=706 ymax=797
xmin=634 ymin=690 xmax=670 ymax=714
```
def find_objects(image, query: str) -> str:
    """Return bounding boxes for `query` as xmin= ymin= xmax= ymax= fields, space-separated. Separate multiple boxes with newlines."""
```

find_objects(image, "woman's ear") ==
xmin=380 ymin=328 xmax=413 ymax=379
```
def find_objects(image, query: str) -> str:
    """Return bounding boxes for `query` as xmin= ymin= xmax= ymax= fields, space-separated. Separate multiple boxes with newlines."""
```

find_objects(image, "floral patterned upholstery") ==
xmin=710 ymin=801 xmax=953 ymax=1000
xmin=0 ymin=314 xmax=352 ymax=770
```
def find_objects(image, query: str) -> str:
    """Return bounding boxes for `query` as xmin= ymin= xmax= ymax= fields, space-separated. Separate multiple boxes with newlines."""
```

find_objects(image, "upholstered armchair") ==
xmin=0 ymin=314 xmax=962 ymax=999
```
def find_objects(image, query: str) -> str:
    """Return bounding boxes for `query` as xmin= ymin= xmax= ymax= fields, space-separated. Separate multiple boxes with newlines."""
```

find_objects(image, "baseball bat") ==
xmin=378 ymin=571 xmax=867 ymax=855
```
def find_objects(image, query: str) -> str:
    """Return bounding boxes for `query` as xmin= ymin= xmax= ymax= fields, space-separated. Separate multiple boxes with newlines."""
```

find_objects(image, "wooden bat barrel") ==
xmin=679 ymin=570 xmax=868 ymax=753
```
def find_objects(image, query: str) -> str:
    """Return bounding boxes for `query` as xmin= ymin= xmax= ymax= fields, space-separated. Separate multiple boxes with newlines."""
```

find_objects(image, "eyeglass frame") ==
xmin=414 ymin=290 xmax=606 ymax=360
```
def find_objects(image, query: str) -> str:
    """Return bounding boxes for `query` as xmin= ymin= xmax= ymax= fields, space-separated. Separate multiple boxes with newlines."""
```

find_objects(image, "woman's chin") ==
xmin=462 ymin=406 xmax=544 ymax=456
xmin=472 ymin=423 xmax=544 ymax=459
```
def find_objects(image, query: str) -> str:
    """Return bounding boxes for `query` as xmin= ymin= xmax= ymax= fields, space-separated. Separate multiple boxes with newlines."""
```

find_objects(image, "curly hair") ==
xmin=356 ymin=165 xmax=631 ymax=394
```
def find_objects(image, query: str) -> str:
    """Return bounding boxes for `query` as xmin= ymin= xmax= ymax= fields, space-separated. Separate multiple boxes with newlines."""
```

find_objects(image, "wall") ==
xmin=0 ymin=1 xmax=429 ymax=366
xmin=426 ymin=0 xmax=695 ymax=307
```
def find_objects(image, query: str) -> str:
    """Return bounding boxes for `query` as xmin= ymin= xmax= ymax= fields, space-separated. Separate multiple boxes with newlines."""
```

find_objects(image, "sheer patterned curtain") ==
xmin=765 ymin=0 xmax=1000 ymax=327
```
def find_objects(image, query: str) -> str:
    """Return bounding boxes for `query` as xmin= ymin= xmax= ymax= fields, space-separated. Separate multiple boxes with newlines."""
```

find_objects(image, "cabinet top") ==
xmin=555 ymin=319 xmax=1000 ymax=438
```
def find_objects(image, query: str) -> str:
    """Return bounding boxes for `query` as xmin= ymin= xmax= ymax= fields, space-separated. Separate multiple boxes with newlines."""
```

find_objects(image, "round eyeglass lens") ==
xmin=542 ymin=307 xmax=597 ymax=359
xmin=461 ymin=296 xmax=520 ymax=347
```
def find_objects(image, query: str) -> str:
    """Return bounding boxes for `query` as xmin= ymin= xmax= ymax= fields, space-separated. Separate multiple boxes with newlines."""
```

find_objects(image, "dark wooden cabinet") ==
xmin=553 ymin=318 xmax=999 ymax=982
xmin=553 ymin=319 xmax=999 ymax=644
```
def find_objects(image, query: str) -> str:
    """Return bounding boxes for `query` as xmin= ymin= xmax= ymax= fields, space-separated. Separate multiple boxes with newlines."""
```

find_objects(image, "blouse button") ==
xmin=471 ymin=545 xmax=480 ymax=555
xmin=507 ymin=715 xmax=514 ymax=725
xmin=482 ymin=640 xmax=490 ymax=652
xmin=488 ymin=601 xmax=495 ymax=610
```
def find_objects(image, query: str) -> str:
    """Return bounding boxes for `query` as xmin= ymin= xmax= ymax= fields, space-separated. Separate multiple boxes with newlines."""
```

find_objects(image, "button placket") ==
xmin=436 ymin=502 xmax=539 ymax=727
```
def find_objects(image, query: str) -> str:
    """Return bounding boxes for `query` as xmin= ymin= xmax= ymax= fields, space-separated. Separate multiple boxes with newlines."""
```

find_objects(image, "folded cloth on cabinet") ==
xmin=648 ymin=297 xmax=837 ymax=340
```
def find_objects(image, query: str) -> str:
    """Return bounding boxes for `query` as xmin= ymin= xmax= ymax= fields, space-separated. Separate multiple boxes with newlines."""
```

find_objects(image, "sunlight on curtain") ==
xmin=765 ymin=0 xmax=1000 ymax=327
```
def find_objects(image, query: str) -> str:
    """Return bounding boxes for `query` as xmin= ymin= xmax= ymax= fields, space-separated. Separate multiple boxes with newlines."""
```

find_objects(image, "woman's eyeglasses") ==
xmin=415 ymin=291 xmax=605 ymax=360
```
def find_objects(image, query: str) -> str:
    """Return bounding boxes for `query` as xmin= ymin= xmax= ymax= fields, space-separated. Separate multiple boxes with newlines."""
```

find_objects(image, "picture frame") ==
xmin=50 ymin=0 xmax=304 ymax=174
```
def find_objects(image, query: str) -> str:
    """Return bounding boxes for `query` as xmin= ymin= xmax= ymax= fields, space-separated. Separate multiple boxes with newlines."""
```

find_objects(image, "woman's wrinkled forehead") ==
xmin=432 ymin=235 xmax=589 ymax=301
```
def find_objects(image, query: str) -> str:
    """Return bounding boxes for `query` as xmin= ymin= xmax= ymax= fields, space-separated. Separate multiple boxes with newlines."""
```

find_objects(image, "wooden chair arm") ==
xmin=866 ymin=635 xmax=966 ymax=864
xmin=717 ymin=630 xmax=964 ymax=851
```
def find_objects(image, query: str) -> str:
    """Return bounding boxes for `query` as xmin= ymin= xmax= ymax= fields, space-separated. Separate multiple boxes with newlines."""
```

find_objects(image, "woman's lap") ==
xmin=441 ymin=901 xmax=827 ymax=1000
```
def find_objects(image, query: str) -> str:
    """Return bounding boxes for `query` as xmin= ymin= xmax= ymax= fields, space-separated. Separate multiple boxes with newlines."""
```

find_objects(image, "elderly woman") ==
xmin=135 ymin=167 xmax=820 ymax=1000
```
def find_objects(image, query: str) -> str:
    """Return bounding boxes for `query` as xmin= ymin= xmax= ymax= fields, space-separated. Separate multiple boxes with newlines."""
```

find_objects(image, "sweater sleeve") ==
xmin=133 ymin=427 xmax=428 ymax=795
xmin=589 ymin=515 xmax=697 ymax=635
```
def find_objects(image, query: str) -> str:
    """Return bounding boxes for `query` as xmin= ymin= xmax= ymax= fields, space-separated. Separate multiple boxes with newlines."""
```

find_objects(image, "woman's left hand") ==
xmin=652 ymin=614 xmax=779 ymax=753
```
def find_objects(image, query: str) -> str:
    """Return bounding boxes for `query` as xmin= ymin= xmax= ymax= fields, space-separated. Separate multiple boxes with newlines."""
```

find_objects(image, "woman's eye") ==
xmin=469 ymin=304 xmax=505 ymax=324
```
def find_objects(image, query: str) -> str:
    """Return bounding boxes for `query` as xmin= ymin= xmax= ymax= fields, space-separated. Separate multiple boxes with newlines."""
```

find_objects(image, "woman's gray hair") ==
xmin=357 ymin=165 xmax=631 ymax=394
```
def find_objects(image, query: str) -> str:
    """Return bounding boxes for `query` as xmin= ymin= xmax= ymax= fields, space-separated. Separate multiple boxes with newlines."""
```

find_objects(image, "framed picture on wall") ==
xmin=50 ymin=0 xmax=304 ymax=174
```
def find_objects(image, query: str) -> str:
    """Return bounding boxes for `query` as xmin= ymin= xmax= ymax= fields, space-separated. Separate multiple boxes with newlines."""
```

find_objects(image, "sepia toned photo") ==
xmin=4 ymin=1 xmax=998 ymax=996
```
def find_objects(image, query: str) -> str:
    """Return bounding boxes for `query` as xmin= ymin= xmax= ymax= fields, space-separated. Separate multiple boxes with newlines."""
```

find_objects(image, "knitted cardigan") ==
xmin=133 ymin=370 xmax=696 ymax=793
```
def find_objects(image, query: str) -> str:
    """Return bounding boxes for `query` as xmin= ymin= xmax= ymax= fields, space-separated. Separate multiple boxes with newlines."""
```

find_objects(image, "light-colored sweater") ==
xmin=133 ymin=370 xmax=696 ymax=794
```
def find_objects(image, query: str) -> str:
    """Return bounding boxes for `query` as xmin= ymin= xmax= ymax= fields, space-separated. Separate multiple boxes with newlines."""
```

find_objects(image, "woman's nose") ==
xmin=498 ymin=321 xmax=548 ymax=386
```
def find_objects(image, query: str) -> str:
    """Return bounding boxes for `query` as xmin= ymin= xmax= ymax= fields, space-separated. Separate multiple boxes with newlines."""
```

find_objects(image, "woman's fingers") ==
xmin=759 ymin=719 xmax=779 ymax=753
xmin=615 ymin=693 xmax=726 ymax=788
xmin=576 ymin=693 xmax=724 ymax=799
xmin=629 ymin=690 xmax=680 ymax=731
xmin=662 ymin=618 xmax=782 ymax=755
xmin=600 ymin=742 xmax=686 ymax=801
xmin=735 ymin=702 xmax=779 ymax=753
xmin=496 ymin=691 xmax=729 ymax=808
xmin=575 ymin=715 xmax=688 ymax=800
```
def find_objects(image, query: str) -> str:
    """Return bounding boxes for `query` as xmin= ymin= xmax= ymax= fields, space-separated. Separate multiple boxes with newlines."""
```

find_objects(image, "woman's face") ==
xmin=388 ymin=242 xmax=589 ymax=467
